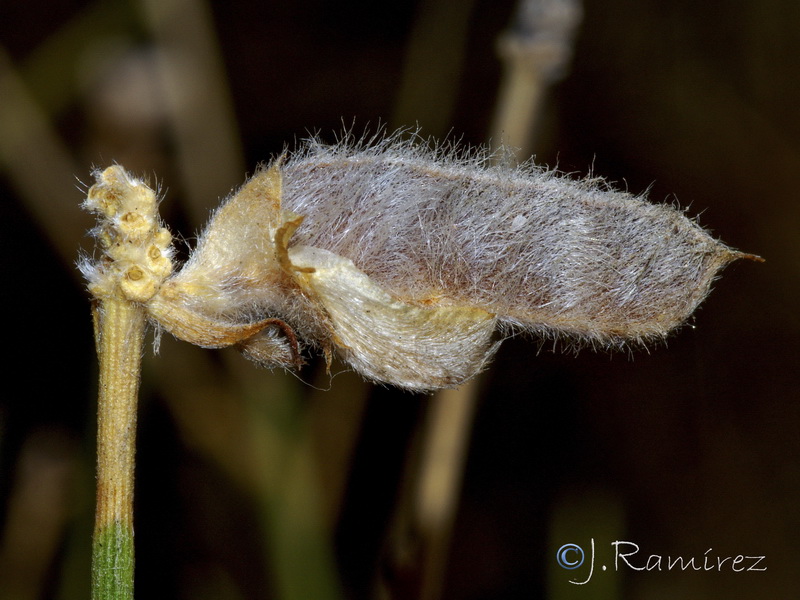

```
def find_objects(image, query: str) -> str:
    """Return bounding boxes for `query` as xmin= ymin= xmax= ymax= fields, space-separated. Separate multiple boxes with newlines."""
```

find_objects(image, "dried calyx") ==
xmin=81 ymin=137 xmax=760 ymax=392
xmin=81 ymin=166 xmax=173 ymax=304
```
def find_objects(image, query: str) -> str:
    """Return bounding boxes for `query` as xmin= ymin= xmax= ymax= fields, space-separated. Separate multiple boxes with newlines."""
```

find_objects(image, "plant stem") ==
xmin=91 ymin=297 xmax=146 ymax=600
xmin=82 ymin=165 xmax=173 ymax=599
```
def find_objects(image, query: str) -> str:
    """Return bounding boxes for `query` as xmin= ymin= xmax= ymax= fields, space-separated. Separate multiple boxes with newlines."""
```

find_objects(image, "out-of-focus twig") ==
xmin=20 ymin=1 xmax=136 ymax=117
xmin=139 ymin=0 xmax=245 ymax=224
xmin=413 ymin=383 xmax=482 ymax=600
xmin=0 ymin=49 xmax=87 ymax=266
xmin=0 ymin=429 xmax=78 ymax=600
xmin=151 ymin=342 xmax=344 ymax=600
xmin=491 ymin=0 xmax=582 ymax=156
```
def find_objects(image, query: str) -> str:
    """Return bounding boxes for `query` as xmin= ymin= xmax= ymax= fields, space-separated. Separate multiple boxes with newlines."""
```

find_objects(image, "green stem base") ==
xmin=92 ymin=521 xmax=134 ymax=600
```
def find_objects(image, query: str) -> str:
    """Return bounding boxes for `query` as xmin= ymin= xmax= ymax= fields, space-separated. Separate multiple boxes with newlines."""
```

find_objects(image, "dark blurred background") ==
xmin=0 ymin=1 xmax=797 ymax=599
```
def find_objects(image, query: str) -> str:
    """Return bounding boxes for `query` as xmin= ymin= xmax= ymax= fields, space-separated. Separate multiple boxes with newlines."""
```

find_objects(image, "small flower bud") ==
xmin=80 ymin=166 xmax=174 ymax=304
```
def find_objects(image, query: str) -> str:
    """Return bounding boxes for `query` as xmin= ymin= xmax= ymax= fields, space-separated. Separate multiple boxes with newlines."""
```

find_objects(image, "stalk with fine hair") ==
xmin=91 ymin=298 xmax=143 ymax=599
xmin=82 ymin=166 xmax=175 ymax=599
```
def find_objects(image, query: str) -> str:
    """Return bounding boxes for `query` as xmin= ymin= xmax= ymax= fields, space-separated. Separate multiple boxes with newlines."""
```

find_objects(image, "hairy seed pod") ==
xmin=138 ymin=134 xmax=758 ymax=392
